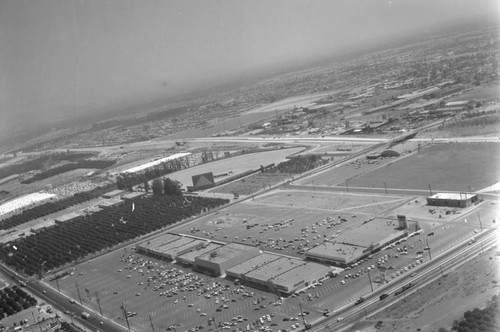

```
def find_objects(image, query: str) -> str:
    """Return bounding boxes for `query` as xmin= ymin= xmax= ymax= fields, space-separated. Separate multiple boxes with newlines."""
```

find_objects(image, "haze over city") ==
xmin=0 ymin=1 xmax=499 ymax=332
xmin=0 ymin=0 xmax=498 ymax=143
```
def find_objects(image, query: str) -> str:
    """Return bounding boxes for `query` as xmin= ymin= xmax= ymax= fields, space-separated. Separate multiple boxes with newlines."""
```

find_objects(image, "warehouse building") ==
xmin=244 ymin=257 xmax=305 ymax=292
xmin=177 ymin=243 xmax=222 ymax=266
xmin=306 ymin=219 xmax=407 ymax=267
xmin=121 ymin=192 xmax=145 ymax=201
xmin=270 ymin=262 xmax=332 ymax=295
xmin=226 ymin=253 xmax=281 ymax=280
xmin=193 ymin=243 xmax=261 ymax=277
xmin=154 ymin=237 xmax=207 ymax=261
xmin=54 ymin=212 xmax=81 ymax=224
xmin=136 ymin=233 xmax=183 ymax=257
xmin=427 ymin=193 xmax=478 ymax=208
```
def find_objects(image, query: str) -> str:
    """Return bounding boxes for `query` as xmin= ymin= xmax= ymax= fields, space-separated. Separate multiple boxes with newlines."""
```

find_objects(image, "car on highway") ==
xmin=379 ymin=293 xmax=389 ymax=300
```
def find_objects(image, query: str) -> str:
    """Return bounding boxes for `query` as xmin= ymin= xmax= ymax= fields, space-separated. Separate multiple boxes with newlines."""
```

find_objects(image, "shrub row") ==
xmin=0 ymin=286 xmax=37 ymax=320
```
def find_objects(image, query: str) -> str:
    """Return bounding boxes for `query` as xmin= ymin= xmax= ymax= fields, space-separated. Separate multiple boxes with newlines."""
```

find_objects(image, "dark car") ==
xmin=379 ymin=293 xmax=389 ymax=300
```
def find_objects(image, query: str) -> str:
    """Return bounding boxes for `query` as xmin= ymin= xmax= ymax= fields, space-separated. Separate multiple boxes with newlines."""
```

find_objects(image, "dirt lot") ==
xmin=210 ymin=173 xmax=290 ymax=195
xmin=347 ymin=142 xmax=500 ymax=192
xmin=350 ymin=246 xmax=500 ymax=332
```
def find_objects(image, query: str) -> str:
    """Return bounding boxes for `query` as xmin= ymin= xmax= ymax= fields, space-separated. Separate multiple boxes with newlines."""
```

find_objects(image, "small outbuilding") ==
xmin=427 ymin=193 xmax=478 ymax=208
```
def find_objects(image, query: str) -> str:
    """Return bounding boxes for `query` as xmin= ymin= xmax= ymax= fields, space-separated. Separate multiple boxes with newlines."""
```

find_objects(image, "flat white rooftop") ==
xmin=428 ymin=193 xmax=476 ymax=200
xmin=123 ymin=153 xmax=191 ymax=174
xmin=0 ymin=192 xmax=56 ymax=217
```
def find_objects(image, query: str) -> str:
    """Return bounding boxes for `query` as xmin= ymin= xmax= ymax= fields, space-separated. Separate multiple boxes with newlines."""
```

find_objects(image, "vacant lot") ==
xmin=210 ymin=173 xmax=290 ymax=195
xmin=164 ymin=147 xmax=304 ymax=189
xmin=347 ymin=142 xmax=500 ymax=192
xmin=354 ymin=246 xmax=500 ymax=332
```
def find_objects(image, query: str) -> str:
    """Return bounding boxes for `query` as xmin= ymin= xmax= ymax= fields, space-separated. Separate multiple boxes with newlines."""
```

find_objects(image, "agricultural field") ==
xmin=0 ymin=194 xmax=228 ymax=276
xmin=347 ymin=142 xmax=500 ymax=192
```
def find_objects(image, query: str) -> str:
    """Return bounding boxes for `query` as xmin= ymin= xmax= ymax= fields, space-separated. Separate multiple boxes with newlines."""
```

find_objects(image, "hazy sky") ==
xmin=0 ymin=0 xmax=498 ymax=139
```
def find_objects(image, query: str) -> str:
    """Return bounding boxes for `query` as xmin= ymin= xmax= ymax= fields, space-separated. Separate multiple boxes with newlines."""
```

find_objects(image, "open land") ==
xmin=347 ymin=142 xmax=500 ymax=192
xmin=351 ymin=246 xmax=500 ymax=332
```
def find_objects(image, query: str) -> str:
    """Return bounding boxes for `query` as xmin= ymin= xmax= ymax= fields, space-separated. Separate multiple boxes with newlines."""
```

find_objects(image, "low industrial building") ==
xmin=137 ymin=233 xmax=183 ymax=257
xmin=305 ymin=218 xmax=408 ymax=267
xmin=427 ymin=193 xmax=478 ymax=208
xmin=54 ymin=212 xmax=81 ymax=223
xmin=226 ymin=253 xmax=281 ymax=280
xmin=193 ymin=242 xmax=261 ymax=277
xmin=137 ymin=235 xmax=207 ymax=261
xmin=102 ymin=189 xmax=125 ymax=199
xmin=244 ymin=257 xmax=304 ymax=292
xmin=121 ymin=192 xmax=145 ymax=201
xmin=177 ymin=243 xmax=222 ymax=266
xmin=97 ymin=200 xmax=122 ymax=208
xmin=270 ymin=262 xmax=332 ymax=295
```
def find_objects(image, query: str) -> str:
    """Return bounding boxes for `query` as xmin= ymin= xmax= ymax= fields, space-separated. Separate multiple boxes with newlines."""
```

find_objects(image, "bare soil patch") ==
xmin=352 ymin=247 xmax=500 ymax=332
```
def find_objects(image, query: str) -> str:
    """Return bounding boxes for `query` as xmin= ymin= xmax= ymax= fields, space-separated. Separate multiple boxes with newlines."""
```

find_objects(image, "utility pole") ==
xmin=425 ymin=236 xmax=432 ymax=260
xmin=54 ymin=275 xmax=60 ymax=292
xmin=95 ymin=292 xmax=103 ymax=316
xmin=367 ymin=269 xmax=374 ymax=292
xmin=384 ymin=182 xmax=388 ymax=195
xmin=468 ymin=185 xmax=472 ymax=195
xmin=428 ymin=184 xmax=433 ymax=196
xmin=345 ymin=180 xmax=350 ymax=193
xmin=439 ymin=265 xmax=444 ymax=277
xmin=75 ymin=282 xmax=83 ymax=305
xmin=478 ymin=212 xmax=483 ymax=231
xmin=298 ymin=302 xmax=307 ymax=327
xmin=121 ymin=303 xmax=131 ymax=330
xmin=149 ymin=313 xmax=156 ymax=332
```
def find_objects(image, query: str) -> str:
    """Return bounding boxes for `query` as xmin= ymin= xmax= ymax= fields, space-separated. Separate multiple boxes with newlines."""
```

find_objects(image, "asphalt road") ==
xmin=0 ymin=263 xmax=127 ymax=332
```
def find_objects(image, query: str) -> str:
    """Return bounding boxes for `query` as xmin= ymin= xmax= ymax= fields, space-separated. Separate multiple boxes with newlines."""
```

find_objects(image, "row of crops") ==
xmin=0 ymin=286 xmax=37 ymax=320
xmin=0 ymin=194 xmax=229 ymax=276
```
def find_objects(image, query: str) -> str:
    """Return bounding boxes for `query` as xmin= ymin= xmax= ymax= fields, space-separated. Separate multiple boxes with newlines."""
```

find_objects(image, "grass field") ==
xmin=347 ymin=142 xmax=500 ymax=192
